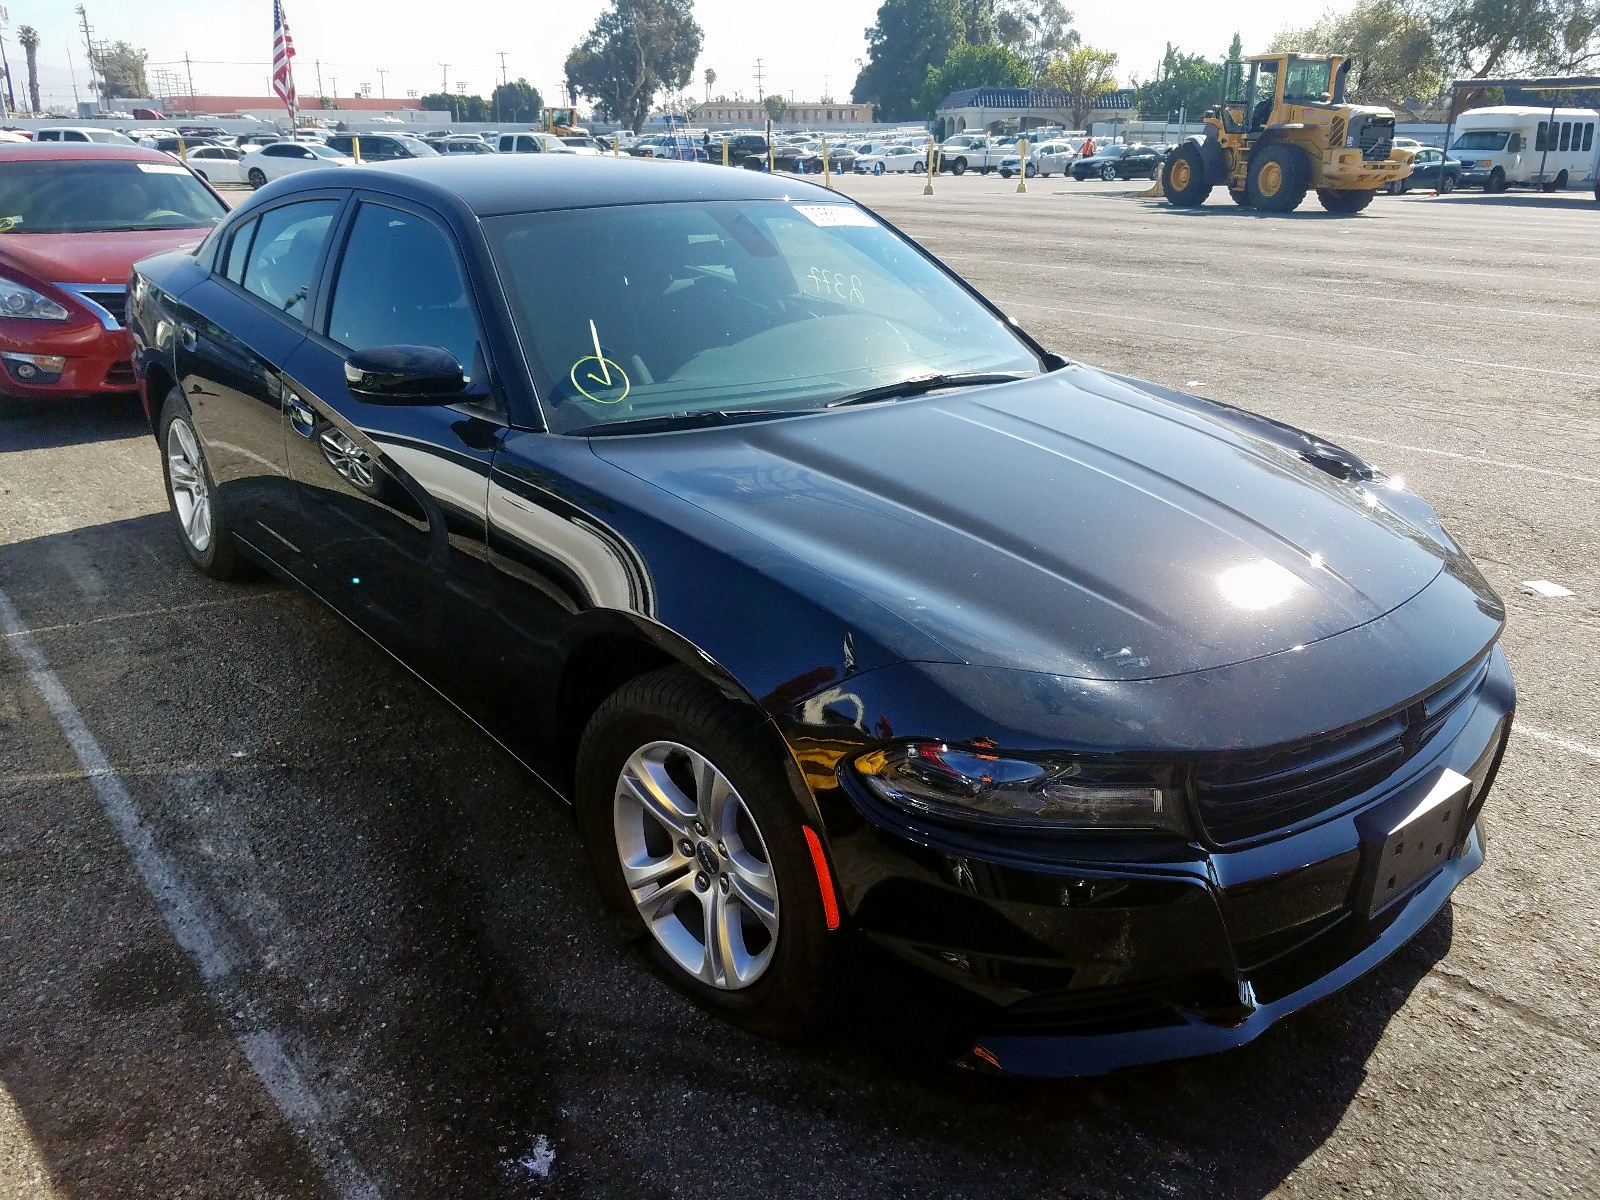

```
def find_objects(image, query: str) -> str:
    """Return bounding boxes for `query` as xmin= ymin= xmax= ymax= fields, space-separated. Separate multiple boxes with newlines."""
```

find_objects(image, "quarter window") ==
xmin=325 ymin=203 xmax=479 ymax=375
xmin=221 ymin=217 xmax=257 ymax=285
xmin=238 ymin=199 xmax=339 ymax=321
xmin=1560 ymin=121 xmax=1572 ymax=151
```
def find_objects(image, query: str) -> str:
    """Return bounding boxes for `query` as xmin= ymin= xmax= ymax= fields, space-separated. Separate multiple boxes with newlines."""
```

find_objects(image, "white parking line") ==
xmin=0 ymin=586 xmax=384 ymax=1200
xmin=994 ymin=296 xmax=1600 ymax=382
xmin=0 ymin=591 xmax=281 ymax=639
xmin=1321 ymin=432 xmax=1600 ymax=488
xmin=1515 ymin=724 xmax=1600 ymax=762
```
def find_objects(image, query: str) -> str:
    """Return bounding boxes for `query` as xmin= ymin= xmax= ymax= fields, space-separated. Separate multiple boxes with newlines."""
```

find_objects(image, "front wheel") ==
xmin=576 ymin=667 xmax=838 ymax=1037
xmin=999 ymin=167 xmax=1013 ymax=178
xmin=1100 ymin=163 xmax=1117 ymax=181
xmin=247 ymin=167 xmax=266 ymax=188
xmin=1163 ymin=143 xmax=1211 ymax=207
xmin=949 ymin=157 xmax=967 ymax=176
xmin=873 ymin=161 xmax=884 ymax=176
xmin=1485 ymin=167 xmax=1508 ymax=193
xmin=1248 ymin=143 xmax=1311 ymax=212
xmin=158 ymin=389 xmax=252 ymax=580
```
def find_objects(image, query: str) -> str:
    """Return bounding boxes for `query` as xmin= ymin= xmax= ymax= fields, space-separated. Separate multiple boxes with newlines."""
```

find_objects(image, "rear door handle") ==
xmin=285 ymin=391 xmax=315 ymax=438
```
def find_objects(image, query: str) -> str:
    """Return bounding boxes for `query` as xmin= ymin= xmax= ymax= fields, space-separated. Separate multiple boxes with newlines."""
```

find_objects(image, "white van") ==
xmin=1451 ymin=106 xmax=1599 ymax=192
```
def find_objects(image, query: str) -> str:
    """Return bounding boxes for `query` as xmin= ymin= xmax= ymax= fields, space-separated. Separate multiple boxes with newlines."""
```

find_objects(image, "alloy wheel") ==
xmin=613 ymin=740 xmax=780 ymax=990
xmin=166 ymin=417 xmax=213 ymax=553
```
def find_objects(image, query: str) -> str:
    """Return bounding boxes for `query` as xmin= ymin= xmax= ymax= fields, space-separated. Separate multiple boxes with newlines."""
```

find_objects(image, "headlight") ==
xmin=0 ymin=275 xmax=70 ymax=321
xmin=854 ymin=741 xmax=1181 ymax=833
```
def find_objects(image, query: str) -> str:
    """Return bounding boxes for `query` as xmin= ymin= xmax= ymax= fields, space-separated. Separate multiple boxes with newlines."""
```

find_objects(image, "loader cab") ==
xmin=1219 ymin=54 xmax=1349 ymax=134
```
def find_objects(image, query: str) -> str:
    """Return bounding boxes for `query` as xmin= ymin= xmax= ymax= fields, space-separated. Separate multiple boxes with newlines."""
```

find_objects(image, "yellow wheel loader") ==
xmin=1163 ymin=54 xmax=1415 ymax=214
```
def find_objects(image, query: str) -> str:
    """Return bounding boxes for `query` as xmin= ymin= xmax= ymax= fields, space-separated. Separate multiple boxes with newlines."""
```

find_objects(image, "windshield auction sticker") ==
xmin=792 ymin=204 xmax=877 ymax=228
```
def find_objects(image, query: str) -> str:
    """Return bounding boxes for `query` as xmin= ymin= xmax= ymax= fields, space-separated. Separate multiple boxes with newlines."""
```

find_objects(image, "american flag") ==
xmin=271 ymin=0 xmax=297 ymax=115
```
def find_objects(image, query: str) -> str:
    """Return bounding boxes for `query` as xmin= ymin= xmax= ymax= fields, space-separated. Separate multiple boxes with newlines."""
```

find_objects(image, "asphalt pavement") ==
xmin=1 ymin=176 xmax=1597 ymax=1199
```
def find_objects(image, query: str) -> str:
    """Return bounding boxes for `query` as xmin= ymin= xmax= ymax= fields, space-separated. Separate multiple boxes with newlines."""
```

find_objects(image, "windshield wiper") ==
xmin=825 ymin=371 xmax=1034 ymax=409
xmin=568 ymin=408 xmax=817 ymax=436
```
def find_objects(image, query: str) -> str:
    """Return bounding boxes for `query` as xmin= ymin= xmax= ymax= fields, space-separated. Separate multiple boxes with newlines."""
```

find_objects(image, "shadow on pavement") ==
xmin=0 ymin=392 xmax=148 ymax=453
xmin=0 ymin=513 xmax=1452 ymax=1199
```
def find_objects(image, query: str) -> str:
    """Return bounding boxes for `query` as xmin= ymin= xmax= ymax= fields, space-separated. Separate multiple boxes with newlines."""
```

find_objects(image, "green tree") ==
xmin=564 ymin=0 xmax=703 ymax=134
xmin=852 ymin=0 xmax=966 ymax=120
xmin=995 ymin=0 xmax=1080 ymax=78
xmin=1042 ymin=44 xmax=1118 ymax=129
xmin=96 ymin=40 xmax=148 ymax=100
xmin=1227 ymin=31 xmax=1243 ymax=61
xmin=17 ymin=26 xmax=40 ymax=114
xmin=1133 ymin=44 xmax=1220 ymax=118
xmin=763 ymin=94 xmax=789 ymax=121
xmin=960 ymin=0 xmax=997 ymax=42
xmin=704 ymin=67 xmax=716 ymax=102
xmin=419 ymin=91 xmax=458 ymax=118
xmin=1269 ymin=0 xmax=1445 ymax=107
xmin=919 ymin=41 xmax=1030 ymax=113
xmin=492 ymin=78 xmax=543 ymax=123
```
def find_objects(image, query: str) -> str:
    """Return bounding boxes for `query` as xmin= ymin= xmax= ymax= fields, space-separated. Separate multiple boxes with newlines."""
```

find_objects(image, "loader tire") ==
xmin=1163 ymin=142 xmax=1211 ymax=207
xmin=1248 ymin=143 xmax=1310 ymax=213
xmin=1317 ymin=188 xmax=1375 ymax=214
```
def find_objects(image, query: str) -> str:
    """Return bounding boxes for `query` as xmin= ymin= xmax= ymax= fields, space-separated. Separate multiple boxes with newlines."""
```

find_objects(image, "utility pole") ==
xmin=314 ymin=57 xmax=324 ymax=101
xmin=65 ymin=41 xmax=80 ymax=109
xmin=75 ymin=5 xmax=98 ymax=110
xmin=376 ymin=68 xmax=387 ymax=98
xmin=497 ymin=51 xmax=508 ymax=87
xmin=439 ymin=62 xmax=449 ymax=95
xmin=753 ymin=57 xmax=764 ymax=103
xmin=183 ymin=52 xmax=195 ymax=105
xmin=330 ymin=76 xmax=338 ymax=102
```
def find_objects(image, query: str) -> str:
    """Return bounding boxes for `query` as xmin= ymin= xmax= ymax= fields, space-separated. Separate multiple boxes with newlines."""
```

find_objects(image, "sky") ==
xmin=2 ymin=0 xmax=1348 ymax=113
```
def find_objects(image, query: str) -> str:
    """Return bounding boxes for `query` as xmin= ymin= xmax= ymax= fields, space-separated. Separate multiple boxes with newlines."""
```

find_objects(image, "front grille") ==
xmin=1358 ymin=118 xmax=1395 ymax=161
xmin=1193 ymin=655 xmax=1489 ymax=844
xmin=77 ymin=287 xmax=127 ymax=327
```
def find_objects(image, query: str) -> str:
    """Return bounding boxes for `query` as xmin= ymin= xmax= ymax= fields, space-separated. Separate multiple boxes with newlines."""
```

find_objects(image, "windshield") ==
xmin=488 ymin=200 xmax=1043 ymax=434
xmin=1452 ymin=130 xmax=1510 ymax=151
xmin=307 ymin=144 xmax=346 ymax=159
xmin=0 ymin=158 xmax=228 ymax=233
xmin=398 ymin=137 xmax=438 ymax=156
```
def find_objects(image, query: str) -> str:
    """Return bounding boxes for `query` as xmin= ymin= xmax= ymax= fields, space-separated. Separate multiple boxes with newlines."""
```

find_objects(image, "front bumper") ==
xmin=0 ymin=314 xmax=136 ymax=397
xmin=1322 ymin=151 xmax=1411 ymax=187
xmin=817 ymin=646 xmax=1513 ymax=1076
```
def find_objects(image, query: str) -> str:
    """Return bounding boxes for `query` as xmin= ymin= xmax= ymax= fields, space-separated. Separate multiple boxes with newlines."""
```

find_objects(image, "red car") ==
xmin=0 ymin=143 xmax=227 ymax=404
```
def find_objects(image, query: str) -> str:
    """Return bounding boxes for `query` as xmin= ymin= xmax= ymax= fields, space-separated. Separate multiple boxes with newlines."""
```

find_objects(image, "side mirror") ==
xmin=344 ymin=345 xmax=467 ymax=404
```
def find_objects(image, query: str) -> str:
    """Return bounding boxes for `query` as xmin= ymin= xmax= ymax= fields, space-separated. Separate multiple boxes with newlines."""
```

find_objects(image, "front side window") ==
xmin=488 ymin=200 xmax=1042 ymax=434
xmin=326 ymin=203 xmax=478 ymax=373
xmin=0 ymin=158 xmax=227 ymax=234
xmin=1283 ymin=59 xmax=1332 ymax=103
xmin=238 ymin=199 xmax=339 ymax=321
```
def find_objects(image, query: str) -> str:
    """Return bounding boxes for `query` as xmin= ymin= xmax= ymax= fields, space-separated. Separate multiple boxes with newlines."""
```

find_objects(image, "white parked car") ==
xmin=33 ymin=126 xmax=136 ymax=144
xmin=181 ymin=144 xmax=249 ymax=185
xmin=497 ymin=132 xmax=576 ymax=154
xmin=241 ymin=141 xmax=354 ymax=187
xmin=854 ymin=144 xmax=928 ymax=174
xmin=998 ymin=139 xmax=1077 ymax=179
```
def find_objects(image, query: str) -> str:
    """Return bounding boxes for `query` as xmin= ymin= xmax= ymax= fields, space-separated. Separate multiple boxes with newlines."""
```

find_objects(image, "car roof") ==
xmin=255 ymin=154 xmax=838 ymax=219
xmin=0 ymin=141 xmax=177 ymax=163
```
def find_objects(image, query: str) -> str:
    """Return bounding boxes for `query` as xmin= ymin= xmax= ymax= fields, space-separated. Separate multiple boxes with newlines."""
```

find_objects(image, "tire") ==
xmin=1440 ymin=174 xmax=1456 ymax=194
xmin=247 ymin=167 xmax=266 ymax=188
xmin=157 ymin=388 xmax=252 ymax=581
xmin=1149 ymin=163 xmax=1161 ymax=181
xmin=1163 ymin=142 xmax=1211 ymax=207
xmin=978 ymin=165 xmax=991 ymax=175
xmin=1317 ymin=188 xmax=1375 ymax=214
xmin=873 ymin=161 xmax=884 ymax=176
xmin=1100 ymin=163 xmax=1117 ymax=181
xmin=1025 ymin=162 xmax=1037 ymax=178
xmin=575 ymin=666 xmax=837 ymax=1038
xmin=1229 ymin=187 xmax=1251 ymax=207
xmin=950 ymin=157 xmax=967 ymax=176
xmin=999 ymin=167 xmax=1013 ymax=179
xmin=1486 ymin=167 xmax=1507 ymax=194
xmin=1247 ymin=143 xmax=1311 ymax=212
xmin=1385 ymin=180 xmax=1401 ymax=194
xmin=194 ymin=169 xmax=209 ymax=181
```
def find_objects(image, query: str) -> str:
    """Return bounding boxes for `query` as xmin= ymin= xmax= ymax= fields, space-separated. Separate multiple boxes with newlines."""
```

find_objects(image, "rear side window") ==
xmin=1587 ymin=124 xmax=1596 ymax=151
xmin=239 ymin=199 xmax=340 ymax=321
xmin=221 ymin=218 xmax=257 ymax=284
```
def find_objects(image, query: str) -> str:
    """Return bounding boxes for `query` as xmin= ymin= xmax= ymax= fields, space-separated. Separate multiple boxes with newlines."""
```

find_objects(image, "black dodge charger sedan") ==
xmin=1070 ymin=142 xmax=1166 ymax=181
xmin=128 ymin=155 xmax=1513 ymax=1076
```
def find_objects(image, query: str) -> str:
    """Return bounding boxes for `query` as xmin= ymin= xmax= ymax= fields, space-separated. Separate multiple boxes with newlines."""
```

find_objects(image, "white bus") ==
xmin=1450 ymin=105 xmax=1599 ymax=192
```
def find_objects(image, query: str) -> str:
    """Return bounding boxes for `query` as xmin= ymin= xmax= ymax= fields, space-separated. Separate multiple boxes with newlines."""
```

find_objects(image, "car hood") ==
xmin=592 ymin=367 xmax=1454 ymax=682
xmin=0 ymin=228 xmax=210 ymax=284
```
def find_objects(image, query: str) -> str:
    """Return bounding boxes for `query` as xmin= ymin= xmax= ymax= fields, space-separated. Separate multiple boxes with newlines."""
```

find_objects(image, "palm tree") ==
xmin=17 ymin=26 xmax=39 ymax=115
xmin=704 ymin=68 xmax=716 ymax=104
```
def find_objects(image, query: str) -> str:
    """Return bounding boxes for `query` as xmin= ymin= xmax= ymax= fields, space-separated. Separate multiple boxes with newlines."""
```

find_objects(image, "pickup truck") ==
xmin=934 ymin=134 xmax=1008 ymax=175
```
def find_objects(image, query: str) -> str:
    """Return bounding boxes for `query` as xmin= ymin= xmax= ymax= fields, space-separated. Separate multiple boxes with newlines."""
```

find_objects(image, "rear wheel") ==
xmin=1543 ymin=169 xmax=1569 ymax=191
xmin=1317 ymin=188 xmax=1375 ymax=214
xmin=1025 ymin=162 xmax=1037 ymax=178
xmin=247 ymin=167 xmax=266 ymax=188
xmin=1163 ymin=143 xmax=1211 ymax=207
xmin=576 ymin=667 xmax=837 ymax=1038
xmin=1440 ymin=174 xmax=1456 ymax=194
xmin=1248 ymin=143 xmax=1310 ymax=212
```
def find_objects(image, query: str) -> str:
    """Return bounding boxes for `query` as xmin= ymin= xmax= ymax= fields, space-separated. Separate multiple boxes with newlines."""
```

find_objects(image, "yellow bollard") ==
xmin=177 ymin=137 xmax=187 ymax=162
xmin=1016 ymin=136 xmax=1028 ymax=193
xmin=612 ymin=134 xmax=619 ymax=156
xmin=923 ymin=141 xmax=935 ymax=195
xmin=352 ymin=134 xmax=361 ymax=164
xmin=822 ymin=135 xmax=832 ymax=189
xmin=722 ymin=137 xmax=729 ymax=167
